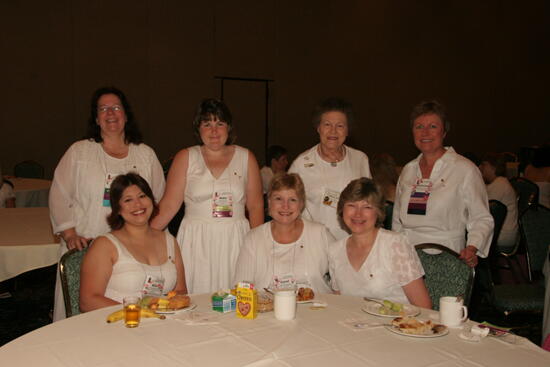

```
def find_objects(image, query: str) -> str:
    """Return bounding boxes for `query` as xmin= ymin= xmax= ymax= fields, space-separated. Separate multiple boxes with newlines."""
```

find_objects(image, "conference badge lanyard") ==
xmin=212 ymin=191 xmax=233 ymax=217
xmin=407 ymin=178 xmax=433 ymax=215
xmin=103 ymin=173 xmax=117 ymax=207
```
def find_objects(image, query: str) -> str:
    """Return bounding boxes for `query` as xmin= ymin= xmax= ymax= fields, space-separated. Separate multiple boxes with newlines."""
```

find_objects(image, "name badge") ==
xmin=407 ymin=179 xmax=432 ymax=215
xmin=142 ymin=275 xmax=165 ymax=297
xmin=272 ymin=274 xmax=296 ymax=290
xmin=322 ymin=188 xmax=340 ymax=208
xmin=212 ymin=191 xmax=233 ymax=217
xmin=103 ymin=173 xmax=117 ymax=207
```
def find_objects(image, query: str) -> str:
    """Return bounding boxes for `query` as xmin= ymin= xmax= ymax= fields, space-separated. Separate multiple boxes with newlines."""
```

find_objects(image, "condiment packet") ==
xmin=339 ymin=318 xmax=386 ymax=332
xmin=174 ymin=311 xmax=222 ymax=325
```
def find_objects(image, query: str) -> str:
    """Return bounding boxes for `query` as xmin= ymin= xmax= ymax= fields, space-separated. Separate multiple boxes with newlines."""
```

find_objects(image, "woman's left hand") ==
xmin=459 ymin=245 xmax=478 ymax=268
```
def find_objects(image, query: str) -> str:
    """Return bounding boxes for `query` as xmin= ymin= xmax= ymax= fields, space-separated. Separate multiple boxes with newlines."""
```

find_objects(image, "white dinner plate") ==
xmin=361 ymin=300 xmax=420 ymax=318
xmin=155 ymin=303 xmax=197 ymax=314
xmin=385 ymin=324 xmax=449 ymax=338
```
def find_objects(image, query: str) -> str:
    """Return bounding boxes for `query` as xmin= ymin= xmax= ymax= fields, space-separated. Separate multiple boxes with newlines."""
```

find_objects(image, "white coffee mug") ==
xmin=274 ymin=290 xmax=296 ymax=321
xmin=439 ymin=296 xmax=468 ymax=327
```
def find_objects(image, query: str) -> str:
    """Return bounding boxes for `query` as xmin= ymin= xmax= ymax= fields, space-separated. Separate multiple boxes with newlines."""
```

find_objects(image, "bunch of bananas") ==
xmin=106 ymin=308 xmax=166 ymax=323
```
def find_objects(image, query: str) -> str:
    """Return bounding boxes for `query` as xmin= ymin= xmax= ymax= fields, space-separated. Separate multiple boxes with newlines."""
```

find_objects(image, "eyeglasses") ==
xmin=98 ymin=105 xmax=123 ymax=114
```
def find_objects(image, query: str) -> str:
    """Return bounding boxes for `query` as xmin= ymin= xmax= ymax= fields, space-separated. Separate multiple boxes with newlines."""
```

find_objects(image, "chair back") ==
xmin=509 ymin=177 xmax=539 ymax=215
xmin=415 ymin=243 xmax=475 ymax=310
xmin=488 ymin=200 xmax=507 ymax=256
xmin=519 ymin=204 xmax=550 ymax=281
xmin=59 ymin=248 xmax=88 ymax=318
xmin=383 ymin=200 xmax=393 ymax=230
xmin=14 ymin=160 xmax=44 ymax=179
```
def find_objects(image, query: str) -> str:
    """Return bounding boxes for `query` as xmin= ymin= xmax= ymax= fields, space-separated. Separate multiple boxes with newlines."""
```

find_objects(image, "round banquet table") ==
xmin=0 ymin=207 xmax=60 ymax=282
xmin=1 ymin=294 xmax=548 ymax=367
xmin=9 ymin=177 xmax=51 ymax=207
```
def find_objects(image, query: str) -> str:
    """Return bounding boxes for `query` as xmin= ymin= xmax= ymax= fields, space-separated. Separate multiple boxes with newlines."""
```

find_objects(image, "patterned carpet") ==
xmin=0 ymin=265 xmax=56 ymax=346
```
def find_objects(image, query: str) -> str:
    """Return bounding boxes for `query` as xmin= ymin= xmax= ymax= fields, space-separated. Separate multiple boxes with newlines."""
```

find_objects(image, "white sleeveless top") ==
xmin=104 ymin=232 xmax=178 ymax=302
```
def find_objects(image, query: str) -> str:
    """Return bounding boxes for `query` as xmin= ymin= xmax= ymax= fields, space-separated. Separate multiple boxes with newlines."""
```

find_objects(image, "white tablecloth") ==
xmin=0 ymin=207 xmax=60 ymax=282
xmin=1 ymin=294 xmax=548 ymax=366
xmin=9 ymin=177 xmax=51 ymax=207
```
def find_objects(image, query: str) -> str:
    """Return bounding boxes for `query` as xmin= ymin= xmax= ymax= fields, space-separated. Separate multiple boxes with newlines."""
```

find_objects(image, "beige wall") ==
xmin=1 ymin=0 xmax=548 ymax=178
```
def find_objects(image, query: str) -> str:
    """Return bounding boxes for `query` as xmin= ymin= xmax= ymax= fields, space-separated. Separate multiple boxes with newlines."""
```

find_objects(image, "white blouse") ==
xmin=329 ymin=229 xmax=424 ymax=304
xmin=392 ymin=147 xmax=494 ymax=257
xmin=49 ymin=140 xmax=165 ymax=238
xmin=233 ymin=219 xmax=335 ymax=293
xmin=289 ymin=144 xmax=371 ymax=240
xmin=486 ymin=176 xmax=518 ymax=249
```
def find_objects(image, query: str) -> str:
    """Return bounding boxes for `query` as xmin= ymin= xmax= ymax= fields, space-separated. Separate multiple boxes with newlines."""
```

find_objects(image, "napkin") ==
xmin=339 ymin=318 xmax=386 ymax=332
xmin=174 ymin=311 xmax=222 ymax=325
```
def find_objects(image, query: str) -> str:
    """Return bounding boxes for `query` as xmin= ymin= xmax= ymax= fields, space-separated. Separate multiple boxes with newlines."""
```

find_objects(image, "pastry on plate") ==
xmin=297 ymin=287 xmax=315 ymax=302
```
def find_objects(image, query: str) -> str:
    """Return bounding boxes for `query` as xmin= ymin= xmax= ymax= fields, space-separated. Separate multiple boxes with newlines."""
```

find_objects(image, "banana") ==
xmin=140 ymin=308 xmax=166 ymax=319
xmin=106 ymin=309 xmax=125 ymax=323
xmin=106 ymin=307 xmax=167 ymax=323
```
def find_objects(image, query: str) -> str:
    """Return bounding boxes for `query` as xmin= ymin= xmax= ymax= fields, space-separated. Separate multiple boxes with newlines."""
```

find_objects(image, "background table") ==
xmin=8 ymin=177 xmax=51 ymax=207
xmin=0 ymin=207 xmax=60 ymax=282
xmin=1 ymin=294 xmax=548 ymax=366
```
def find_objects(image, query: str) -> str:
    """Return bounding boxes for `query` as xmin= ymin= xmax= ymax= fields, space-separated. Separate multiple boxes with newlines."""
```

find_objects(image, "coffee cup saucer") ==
xmin=445 ymin=318 xmax=469 ymax=329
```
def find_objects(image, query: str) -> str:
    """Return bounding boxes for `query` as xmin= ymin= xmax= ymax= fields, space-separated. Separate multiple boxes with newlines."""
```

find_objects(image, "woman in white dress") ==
xmin=392 ymin=100 xmax=493 ymax=268
xmin=234 ymin=173 xmax=334 ymax=293
xmin=80 ymin=173 xmax=187 ymax=311
xmin=329 ymin=178 xmax=431 ymax=307
xmin=49 ymin=87 xmax=165 ymax=320
xmin=289 ymin=98 xmax=371 ymax=240
xmin=151 ymin=99 xmax=263 ymax=293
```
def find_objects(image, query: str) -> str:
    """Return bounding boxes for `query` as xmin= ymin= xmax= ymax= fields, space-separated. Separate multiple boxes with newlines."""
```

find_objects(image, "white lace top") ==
xmin=329 ymin=229 xmax=424 ymax=304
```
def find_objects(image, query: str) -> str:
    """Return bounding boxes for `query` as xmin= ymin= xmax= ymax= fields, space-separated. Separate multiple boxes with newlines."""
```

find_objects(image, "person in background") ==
xmin=49 ymin=86 xmax=165 ymax=321
xmin=524 ymin=144 xmax=550 ymax=208
xmin=0 ymin=166 xmax=15 ymax=208
xmin=234 ymin=173 xmax=334 ymax=293
xmin=479 ymin=153 xmax=518 ymax=251
xmin=329 ymin=178 xmax=431 ymax=308
xmin=289 ymin=97 xmax=371 ymax=240
xmin=80 ymin=173 xmax=186 ymax=312
xmin=151 ymin=98 xmax=263 ymax=294
xmin=370 ymin=153 xmax=399 ymax=203
xmin=392 ymin=100 xmax=493 ymax=268
xmin=260 ymin=145 xmax=289 ymax=194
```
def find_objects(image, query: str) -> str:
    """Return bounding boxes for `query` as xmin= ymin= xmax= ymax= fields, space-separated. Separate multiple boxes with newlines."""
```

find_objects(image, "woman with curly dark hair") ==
xmin=80 ymin=173 xmax=186 ymax=312
xmin=49 ymin=86 xmax=165 ymax=320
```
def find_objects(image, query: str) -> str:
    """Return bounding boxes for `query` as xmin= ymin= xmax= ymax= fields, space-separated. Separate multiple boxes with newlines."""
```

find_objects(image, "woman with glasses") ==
xmin=151 ymin=98 xmax=263 ymax=294
xmin=49 ymin=86 xmax=165 ymax=321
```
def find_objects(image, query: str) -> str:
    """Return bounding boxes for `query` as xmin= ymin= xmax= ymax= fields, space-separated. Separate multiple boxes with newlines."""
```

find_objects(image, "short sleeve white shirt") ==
xmin=329 ymin=229 xmax=424 ymax=304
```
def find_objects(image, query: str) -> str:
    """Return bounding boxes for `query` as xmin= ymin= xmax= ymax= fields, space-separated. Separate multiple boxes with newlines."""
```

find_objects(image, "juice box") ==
xmin=236 ymin=281 xmax=257 ymax=319
xmin=212 ymin=292 xmax=236 ymax=313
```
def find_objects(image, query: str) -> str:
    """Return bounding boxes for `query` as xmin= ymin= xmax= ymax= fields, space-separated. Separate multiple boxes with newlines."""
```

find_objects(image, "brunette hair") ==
xmin=409 ymin=99 xmax=450 ymax=133
xmin=86 ymin=86 xmax=143 ymax=144
xmin=482 ymin=152 xmax=507 ymax=177
xmin=337 ymin=178 xmax=385 ymax=233
xmin=106 ymin=172 xmax=158 ymax=230
xmin=266 ymin=145 xmax=288 ymax=167
xmin=192 ymin=98 xmax=235 ymax=145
